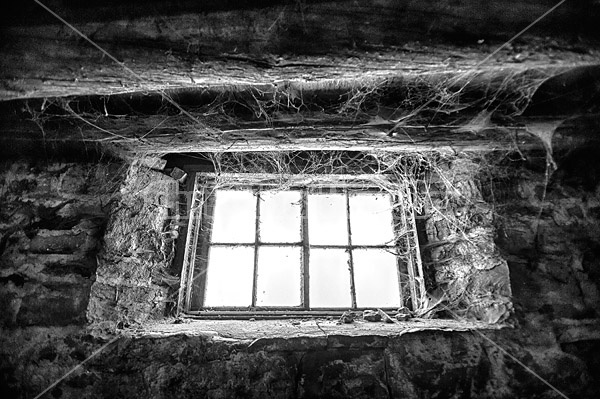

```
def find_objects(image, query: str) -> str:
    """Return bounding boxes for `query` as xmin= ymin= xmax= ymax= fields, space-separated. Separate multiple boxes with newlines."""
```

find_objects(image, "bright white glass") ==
xmin=211 ymin=190 xmax=256 ymax=243
xmin=259 ymin=191 xmax=302 ymax=243
xmin=256 ymin=246 xmax=302 ymax=306
xmin=349 ymin=193 xmax=395 ymax=245
xmin=204 ymin=246 xmax=254 ymax=307
xmin=307 ymin=193 xmax=348 ymax=245
xmin=309 ymin=248 xmax=351 ymax=307
xmin=353 ymin=249 xmax=400 ymax=308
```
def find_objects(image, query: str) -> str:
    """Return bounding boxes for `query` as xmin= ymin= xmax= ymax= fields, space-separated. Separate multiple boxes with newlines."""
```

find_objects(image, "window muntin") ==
xmin=178 ymin=174 xmax=425 ymax=316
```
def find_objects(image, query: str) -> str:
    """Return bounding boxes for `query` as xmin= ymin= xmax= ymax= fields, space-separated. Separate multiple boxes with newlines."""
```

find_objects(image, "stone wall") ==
xmin=422 ymin=158 xmax=513 ymax=323
xmin=493 ymin=166 xmax=600 ymax=321
xmin=0 ymin=160 xmax=120 ymax=328
xmin=0 ymin=323 xmax=591 ymax=398
xmin=86 ymin=163 xmax=179 ymax=332
xmin=1 ymin=155 xmax=600 ymax=399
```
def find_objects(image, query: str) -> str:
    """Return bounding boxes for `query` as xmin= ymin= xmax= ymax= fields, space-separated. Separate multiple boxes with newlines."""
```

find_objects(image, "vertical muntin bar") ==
xmin=301 ymin=189 xmax=310 ymax=309
xmin=251 ymin=189 xmax=261 ymax=308
xmin=345 ymin=189 xmax=357 ymax=309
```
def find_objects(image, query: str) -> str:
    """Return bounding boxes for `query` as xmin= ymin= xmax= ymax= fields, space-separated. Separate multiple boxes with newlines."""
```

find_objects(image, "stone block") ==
xmin=362 ymin=310 xmax=382 ymax=322
xmin=86 ymin=282 xmax=118 ymax=324
xmin=115 ymin=285 xmax=168 ymax=323
xmin=536 ymin=223 xmax=570 ymax=254
xmin=0 ymin=284 xmax=21 ymax=327
xmin=16 ymin=282 xmax=91 ymax=326
xmin=170 ymin=167 xmax=187 ymax=183
xmin=385 ymin=332 xmax=489 ymax=397
xmin=496 ymin=215 xmax=536 ymax=255
xmin=58 ymin=166 xmax=89 ymax=194
xmin=56 ymin=200 xmax=107 ymax=222
xmin=95 ymin=255 xmax=152 ymax=286
xmin=534 ymin=276 xmax=588 ymax=318
xmin=575 ymin=272 xmax=600 ymax=310
xmin=29 ymin=230 xmax=88 ymax=254
xmin=466 ymin=295 xmax=513 ymax=323
xmin=42 ymin=256 xmax=97 ymax=278
xmin=102 ymin=203 xmax=171 ymax=257
xmin=121 ymin=166 xmax=177 ymax=209
xmin=299 ymin=350 xmax=388 ymax=398
xmin=87 ymin=281 xmax=167 ymax=325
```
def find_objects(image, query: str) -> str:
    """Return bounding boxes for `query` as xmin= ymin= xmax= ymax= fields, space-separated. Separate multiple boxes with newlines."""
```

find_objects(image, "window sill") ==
xmin=130 ymin=318 xmax=509 ymax=342
xmin=184 ymin=310 xmax=399 ymax=319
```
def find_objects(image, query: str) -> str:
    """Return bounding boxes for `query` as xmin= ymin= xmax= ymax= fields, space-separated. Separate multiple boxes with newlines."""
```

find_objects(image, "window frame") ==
xmin=177 ymin=172 xmax=426 ymax=318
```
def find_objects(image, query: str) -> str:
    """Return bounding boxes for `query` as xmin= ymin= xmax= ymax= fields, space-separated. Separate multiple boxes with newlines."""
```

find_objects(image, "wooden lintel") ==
xmin=0 ymin=135 xmax=534 ymax=157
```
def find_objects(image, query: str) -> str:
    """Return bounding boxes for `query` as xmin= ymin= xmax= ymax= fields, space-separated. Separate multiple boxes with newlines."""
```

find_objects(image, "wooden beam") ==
xmin=5 ymin=0 xmax=595 ymax=53
xmin=1 ymin=0 xmax=598 ymax=100
xmin=3 ymin=101 xmax=599 ymax=157
xmin=0 ymin=122 xmax=552 ymax=156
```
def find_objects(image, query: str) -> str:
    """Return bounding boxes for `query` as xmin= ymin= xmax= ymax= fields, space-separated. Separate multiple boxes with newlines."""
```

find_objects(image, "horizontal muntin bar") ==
xmin=208 ymin=243 xmax=398 ymax=249
xmin=209 ymin=242 xmax=303 ymax=246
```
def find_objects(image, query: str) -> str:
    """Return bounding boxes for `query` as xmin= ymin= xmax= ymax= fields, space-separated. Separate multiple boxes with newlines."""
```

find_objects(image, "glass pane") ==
xmin=211 ymin=190 xmax=256 ymax=243
xmin=260 ymin=191 xmax=302 ymax=243
xmin=308 ymin=193 xmax=348 ymax=245
xmin=256 ymin=246 xmax=302 ymax=306
xmin=204 ymin=246 xmax=254 ymax=307
xmin=309 ymin=249 xmax=351 ymax=308
xmin=353 ymin=249 xmax=401 ymax=308
xmin=349 ymin=193 xmax=395 ymax=245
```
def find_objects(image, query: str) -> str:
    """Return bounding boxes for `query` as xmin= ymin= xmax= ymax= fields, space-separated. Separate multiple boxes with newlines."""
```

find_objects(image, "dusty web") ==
xmin=180 ymin=150 xmax=498 ymax=318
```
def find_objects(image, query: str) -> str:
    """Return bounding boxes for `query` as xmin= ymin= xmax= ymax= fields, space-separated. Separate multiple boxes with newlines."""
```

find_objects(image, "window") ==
xmin=177 ymin=173 xmax=426 ymax=317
